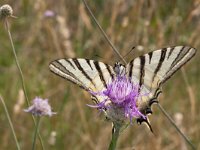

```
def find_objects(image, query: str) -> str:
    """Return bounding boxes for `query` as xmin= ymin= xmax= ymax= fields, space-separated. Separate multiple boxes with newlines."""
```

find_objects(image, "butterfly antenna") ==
xmin=122 ymin=46 xmax=135 ymax=59
xmin=82 ymin=0 xmax=127 ymax=64
xmin=94 ymin=54 xmax=115 ymax=65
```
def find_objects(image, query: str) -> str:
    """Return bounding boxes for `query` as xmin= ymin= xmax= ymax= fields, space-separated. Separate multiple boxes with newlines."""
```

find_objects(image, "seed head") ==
xmin=0 ymin=4 xmax=13 ymax=19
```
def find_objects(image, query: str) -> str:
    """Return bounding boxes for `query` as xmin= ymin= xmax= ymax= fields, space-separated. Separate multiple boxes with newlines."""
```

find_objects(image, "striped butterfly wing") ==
xmin=49 ymin=58 xmax=115 ymax=103
xmin=127 ymin=46 xmax=196 ymax=114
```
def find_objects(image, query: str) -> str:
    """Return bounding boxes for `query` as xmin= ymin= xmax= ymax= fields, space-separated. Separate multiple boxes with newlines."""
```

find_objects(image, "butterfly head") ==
xmin=114 ymin=62 xmax=126 ymax=76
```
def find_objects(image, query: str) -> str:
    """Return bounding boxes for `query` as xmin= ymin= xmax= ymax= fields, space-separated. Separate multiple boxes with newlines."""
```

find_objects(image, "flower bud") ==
xmin=0 ymin=4 xmax=13 ymax=19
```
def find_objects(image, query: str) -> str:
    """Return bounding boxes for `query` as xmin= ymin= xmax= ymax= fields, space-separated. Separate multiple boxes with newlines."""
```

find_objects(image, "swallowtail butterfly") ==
xmin=49 ymin=46 xmax=196 ymax=128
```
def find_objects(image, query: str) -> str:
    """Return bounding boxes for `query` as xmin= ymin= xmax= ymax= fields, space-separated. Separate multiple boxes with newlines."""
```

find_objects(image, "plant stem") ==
xmin=82 ymin=0 xmax=127 ymax=64
xmin=0 ymin=94 xmax=21 ymax=150
xmin=5 ymin=19 xmax=30 ymax=106
xmin=157 ymin=103 xmax=196 ymax=150
xmin=32 ymin=117 xmax=41 ymax=150
xmin=108 ymin=123 xmax=122 ymax=150
xmin=5 ymin=18 xmax=45 ymax=150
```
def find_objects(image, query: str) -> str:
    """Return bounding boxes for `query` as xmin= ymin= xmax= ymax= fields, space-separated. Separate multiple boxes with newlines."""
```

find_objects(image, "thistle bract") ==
xmin=90 ymin=75 xmax=146 ymax=122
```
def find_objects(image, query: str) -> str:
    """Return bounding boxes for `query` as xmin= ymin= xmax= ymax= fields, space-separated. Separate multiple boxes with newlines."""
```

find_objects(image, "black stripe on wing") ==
xmin=148 ymin=51 xmax=153 ymax=64
xmin=128 ymin=59 xmax=134 ymax=78
xmin=167 ymin=47 xmax=175 ymax=59
xmin=169 ymin=46 xmax=186 ymax=68
xmin=65 ymin=59 xmax=76 ymax=69
xmin=105 ymin=64 xmax=114 ymax=80
xmin=152 ymin=48 xmax=167 ymax=83
xmin=49 ymin=61 xmax=87 ymax=90
xmin=72 ymin=58 xmax=96 ymax=88
xmin=170 ymin=46 xmax=190 ymax=69
xmin=86 ymin=59 xmax=93 ymax=70
xmin=139 ymin=56 xmax=145 ymax=88
xmin=94 ymin=61 xmax=107 ymax=88
xmin=162 ymin=46 xmax=196 ymax=84
xmin=91 ymin=95 xmax=99 ymax=104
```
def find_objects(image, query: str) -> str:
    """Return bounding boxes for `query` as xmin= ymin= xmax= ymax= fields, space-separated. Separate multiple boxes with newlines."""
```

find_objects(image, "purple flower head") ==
xmin=89 ymin=75 xmax=146 ymax=122
xmin=104 ymin=76 xmax=138 ymax=104
xmin=24 ymin=97 xmax=56 ymax=117
xmin=44 ymin=10 xmax=55 ymax=18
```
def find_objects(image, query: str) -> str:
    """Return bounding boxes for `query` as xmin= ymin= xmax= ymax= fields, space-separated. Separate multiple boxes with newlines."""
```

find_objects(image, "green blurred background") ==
xmin=0 ymin=0 xmax=199 ymax=149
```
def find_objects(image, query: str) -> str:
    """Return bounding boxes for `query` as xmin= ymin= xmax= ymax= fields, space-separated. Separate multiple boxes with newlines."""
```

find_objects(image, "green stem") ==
xmin=108 ymin=123 xmax=122 ymax=150
xmin=0 ymin=94 xmax=21 ymax=150
xmin=32 ymin=117 xmax=41 ymax=150
xmin=5 ymin=18 xmax=45 ymax=150
xmin=5 ymin=19 xmax=30 ymax=106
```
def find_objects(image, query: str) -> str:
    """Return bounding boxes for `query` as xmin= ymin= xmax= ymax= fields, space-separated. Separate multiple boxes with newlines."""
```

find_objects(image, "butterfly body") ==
xmin=113 ymin=62 xmax=126 ymax=76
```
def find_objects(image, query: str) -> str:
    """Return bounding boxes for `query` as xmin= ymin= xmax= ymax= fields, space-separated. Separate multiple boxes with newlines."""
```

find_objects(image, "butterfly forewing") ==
xmin=161 ymin=46 xmax=196 ymax=83
xmin=49 ymin=58 xmax=115 ymax=102
xmin=127 ymin=46 xmax=196 ymax=109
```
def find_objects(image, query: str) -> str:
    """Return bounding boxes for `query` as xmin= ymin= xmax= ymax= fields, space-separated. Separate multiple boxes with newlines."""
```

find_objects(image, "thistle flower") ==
xmin=89 ymin=75 xmax=146 ymax=123
xmin=0 ymin=4 xmax=13 ymax=19
xmin=24 ymin=97 xmax=56 ymax=117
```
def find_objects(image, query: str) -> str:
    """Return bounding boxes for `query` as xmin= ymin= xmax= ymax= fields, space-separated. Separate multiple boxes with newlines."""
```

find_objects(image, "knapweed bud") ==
xmin=0 ymin=4 xmax=13 ymax=19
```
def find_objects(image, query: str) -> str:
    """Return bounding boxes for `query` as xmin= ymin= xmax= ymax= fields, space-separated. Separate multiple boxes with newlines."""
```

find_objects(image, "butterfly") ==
xmin=49 ymin=46 xmax=196 ymax=130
